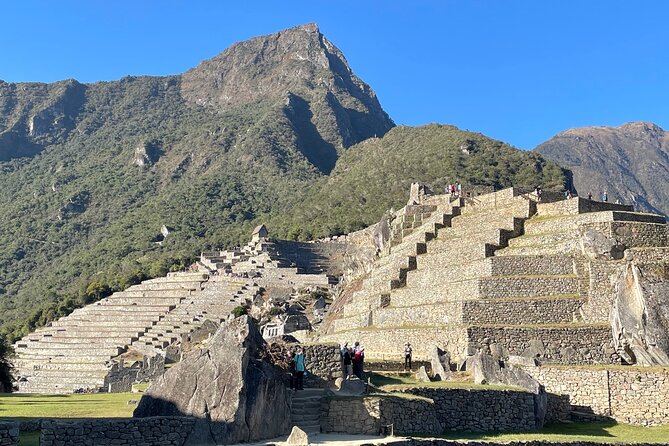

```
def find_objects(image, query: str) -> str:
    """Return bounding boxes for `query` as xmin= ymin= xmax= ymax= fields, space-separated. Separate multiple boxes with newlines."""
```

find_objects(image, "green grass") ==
xmin=434 ymin=421 xmax=669 ymax=443
xmin=0 ymin=392 xmax=138 ymax=420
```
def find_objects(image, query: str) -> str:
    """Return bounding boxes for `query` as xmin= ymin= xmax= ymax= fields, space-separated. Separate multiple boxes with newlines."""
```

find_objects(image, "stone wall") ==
xmin=40 ymin=417 xmax=196 ymax=446
xmin=524 ymin=365 xmax=669 ymax=426
xmin=321 ymin=386 xmax=537 ymax=435
xmin=0 ymin=422 xmax=18 ymax=446
xmin=302 ymin=344 xmax=342 ymax=386
xmin=537 ymin=198 xmax=633 ymax=217
xmin=466 ymin=325 xmax=617 ymax=364
xmin=402 ymin=387 xmax=537 ymax=432
xmin=582 ymin=221 xmax=668 ymax=248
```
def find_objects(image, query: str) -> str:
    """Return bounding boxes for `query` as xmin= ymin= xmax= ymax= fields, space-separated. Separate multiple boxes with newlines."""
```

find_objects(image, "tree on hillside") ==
xmin=0 ymin=337 xmax=12 ymax=392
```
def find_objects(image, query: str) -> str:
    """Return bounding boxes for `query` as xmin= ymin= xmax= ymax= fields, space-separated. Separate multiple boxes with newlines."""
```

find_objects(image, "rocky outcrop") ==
xmin=611 ymin=263 xmax=669 ymax=366
xmin=471 ymin=353 xmax=546 ymax=428
xmin=430 ymin=346 xmax=452 ymax=381
xmin=133 ymin=316 xmax=291 ymax=445
xmin=580 ymin=228 xmax=625 ymax=260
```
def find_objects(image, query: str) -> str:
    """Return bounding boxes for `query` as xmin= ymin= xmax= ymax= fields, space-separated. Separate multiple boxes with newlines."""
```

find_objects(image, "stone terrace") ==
xmin=12 ymin=231 xmax=337 ymax=393
xmin=12 ymin=272 xmax=209 ymax=394
xmin=322 ymin=189 xmax=668 ymax=366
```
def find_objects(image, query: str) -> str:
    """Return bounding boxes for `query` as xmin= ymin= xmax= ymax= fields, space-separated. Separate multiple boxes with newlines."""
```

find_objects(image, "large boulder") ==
xmin=133 ymin=316 xmax=291 ymax=445
xmin=471 ymin=352 xmax=546 ymax=429
xmin=611 ymin=262 xmax=669 ymax=366
xmin=430 ymin=346 xmax=452 ymax=380
xmin=580 ymin=228 xmax=625 ymax=260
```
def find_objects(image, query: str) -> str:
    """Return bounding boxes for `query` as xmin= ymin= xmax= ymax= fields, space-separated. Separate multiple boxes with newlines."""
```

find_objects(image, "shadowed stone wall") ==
xmin=321 ymin=387 xmax=537 ymax=435
xmin=0 ymin=422 xmax=18 ymax=446
xmin=40 ymin=417 xmax=196 ymax=446
xmin=524 ymin=365 xmax=669 ymax=426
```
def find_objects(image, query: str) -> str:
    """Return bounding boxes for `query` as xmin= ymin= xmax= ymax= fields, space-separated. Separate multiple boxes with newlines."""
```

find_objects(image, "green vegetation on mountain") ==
xmin=0 ymin=24 xmax=566 ymax=342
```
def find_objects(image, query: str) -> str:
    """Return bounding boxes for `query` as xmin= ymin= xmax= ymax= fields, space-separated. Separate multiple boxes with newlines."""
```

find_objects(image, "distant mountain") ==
xmin=0 ymin=24 xmax=565 ymax=340
xmin=536 ymin=122 xmax=669 ymax=216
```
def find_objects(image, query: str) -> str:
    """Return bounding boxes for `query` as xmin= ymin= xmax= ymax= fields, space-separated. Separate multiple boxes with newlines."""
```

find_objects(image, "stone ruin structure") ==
xmin=11 ymin=227 xmax=338 ymax=394
xmin=320 ymin=185 xmax=669 ymax=366
xmin=8 ymin=182 xmax=669 ymax=434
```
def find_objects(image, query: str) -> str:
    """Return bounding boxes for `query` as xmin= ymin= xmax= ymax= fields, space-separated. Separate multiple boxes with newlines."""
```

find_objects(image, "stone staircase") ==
xmin=290 ymin=388 xmax=325 ymax=433
xmin=131 ymin=276 xmax=257 ymax=353
xmin=12 ymin=271 xmax=209 ymax=393
xmin=322 ymin=189 xmax=668 ymax=366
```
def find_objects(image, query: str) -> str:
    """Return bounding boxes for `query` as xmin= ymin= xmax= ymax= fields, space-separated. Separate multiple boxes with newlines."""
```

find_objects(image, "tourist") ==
xmin=344 ymin=346 xmax=353 ymax=379
xmin=602 ymin=191 xmax=608 ymax=202
xmin=353 ymin=343 xmax=365 ymax=379
xmin=288 ymin=351 xmax=296 ymax=390
xmin=404 ymin=342 xmax=413 ymax=371
xmin=294 ymin=348 xmax=305 ymax=390
xmin=588 ymin=191 xmax=593 ymax=200
xmin=535 ymin=185 xmax=542 ymax=201
xmin=456 ymin=182 xmax=462 ymax=196
xmin=340 ymin=342 xmax=349 ymax=378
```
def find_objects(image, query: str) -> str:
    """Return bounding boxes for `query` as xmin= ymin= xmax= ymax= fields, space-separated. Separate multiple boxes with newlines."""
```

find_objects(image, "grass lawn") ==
xmin=0 ymin=392 xmax=138 ymax=420
xmin=436 ymin=421 xmax=669 ymax=443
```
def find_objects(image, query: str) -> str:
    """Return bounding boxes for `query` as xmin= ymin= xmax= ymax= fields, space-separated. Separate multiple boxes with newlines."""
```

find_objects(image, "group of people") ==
xmin=287 ymin=347 xmax=306 ymax=390
xmin=446 ymin=182 xmax=462 ymax=197
xmin=340 ymin=342 xmax=365 ymax=380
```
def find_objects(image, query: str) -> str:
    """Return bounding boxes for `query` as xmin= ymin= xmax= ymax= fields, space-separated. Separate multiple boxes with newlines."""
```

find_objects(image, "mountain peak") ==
xmin=180 ymin=24 xmax=393 ymax=170
xmin=181 ymin=23 xmax=356 ymax=109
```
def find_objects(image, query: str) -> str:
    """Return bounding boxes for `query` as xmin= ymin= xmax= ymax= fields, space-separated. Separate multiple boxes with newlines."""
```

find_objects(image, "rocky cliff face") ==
xmin=134 ymin=316 xmax=291 ymax=445
xmin=181 ymin=23 xmax=393 ymax=173
xmin=536 ymin=122 xmax=669 ymax=216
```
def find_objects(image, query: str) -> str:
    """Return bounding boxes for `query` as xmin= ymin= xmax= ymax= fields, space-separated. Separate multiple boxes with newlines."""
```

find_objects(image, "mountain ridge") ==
xmin=536 ymin=121 xmax=669 ymax=216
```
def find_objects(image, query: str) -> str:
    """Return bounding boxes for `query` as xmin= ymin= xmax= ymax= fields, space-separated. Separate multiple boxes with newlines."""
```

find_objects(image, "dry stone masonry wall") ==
xmin=0 ymin=422 xmax=18 ymax=446
xmin=40 ymin=417 xmax=196 ymax=446
xmin=321 ymin=387 xmax=536 ymax=435
xmin=525 ymin=365 xmax=669 ymax=426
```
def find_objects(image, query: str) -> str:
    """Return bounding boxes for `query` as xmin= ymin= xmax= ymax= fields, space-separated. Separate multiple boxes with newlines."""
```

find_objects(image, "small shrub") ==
xmin=231 ymin=306 xmax=248 ymax=318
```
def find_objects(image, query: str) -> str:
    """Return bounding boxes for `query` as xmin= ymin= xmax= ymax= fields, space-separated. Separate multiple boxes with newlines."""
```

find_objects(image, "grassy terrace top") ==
xmin=367 ymin=371 xmax=522 ymax=392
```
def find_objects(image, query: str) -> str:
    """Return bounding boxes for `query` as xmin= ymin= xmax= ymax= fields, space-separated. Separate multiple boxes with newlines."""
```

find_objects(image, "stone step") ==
xmin=495 ymin=240 xmax=580 ymax=257
xmin=63 ymin=314 xmax=160 ymax=322
xmin=425 ymin=239 xmax=493 ymax=261
xmin=111 ymin=289 xmax=193 ymax=298
xmin=23 ymin=336 xmax=134 ymax=345
xmin=507 ymin=232 xmax=576 ymax=248
xmin=13 ymin=351 xmax=110 ymax=362
xmin=486 ymin=255 xmax=575 ymax=277
xmin=85 ymin=303 xmax=175 ymax=312
xmin=102 ymin=297 xmax=184 ymax=305
xmin=477 ymin=275 xmax=579 ymax=299
xmin=523 ymin=211 xmax=666 ymax=236
xmin=29 ymin=368 xmax=110 ymax=379
xmin=33 ymin=327 xmax=146 ymax=338
xmin=125 ymin=281 xmax=203 ymax=291
xmin=13 ymin=345 xmax=123 ymax=356
xmin=19 ymin=374 xmax=106 ymax=385
xmin=12 ymin=361 xmax=109 ymax=372
xmin=461 ymin=295 xmax=583 ymax=325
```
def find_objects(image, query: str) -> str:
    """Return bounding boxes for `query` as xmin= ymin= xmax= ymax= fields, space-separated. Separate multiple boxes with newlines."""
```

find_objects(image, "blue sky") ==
xmin=1 ymin=1 xmax=668 ymax=149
